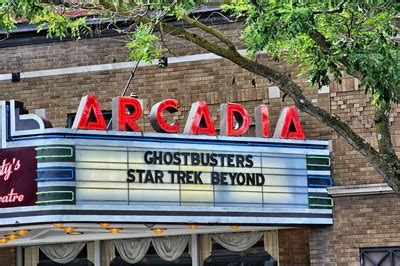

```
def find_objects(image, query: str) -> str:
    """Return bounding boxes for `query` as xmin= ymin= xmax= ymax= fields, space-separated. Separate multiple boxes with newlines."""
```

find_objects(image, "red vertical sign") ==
xmin=0 ymin=147 xmax=37 ymax=208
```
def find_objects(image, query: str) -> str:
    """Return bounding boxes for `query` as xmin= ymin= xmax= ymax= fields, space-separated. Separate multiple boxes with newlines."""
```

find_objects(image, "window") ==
xmin=360 ymin=247 xmax=400 ymax=266
xmin=203 ymin=240 xmax=277 ymax=266
xmin=111 ymin=245 xmax=192 ymax=265
xmin=37 ymin=245 xmax=93 ymax=266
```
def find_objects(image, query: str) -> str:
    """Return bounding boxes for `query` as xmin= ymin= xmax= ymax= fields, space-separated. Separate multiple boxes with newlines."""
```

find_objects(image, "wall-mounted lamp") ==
xmin=11 ymin=72 xmax=20 ymax=83
xmin=158 ymin=57 xmax=168 ymax=68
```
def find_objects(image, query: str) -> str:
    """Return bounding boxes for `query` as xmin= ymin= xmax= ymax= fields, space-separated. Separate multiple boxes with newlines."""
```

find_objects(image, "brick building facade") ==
xmin=0 ymin=15 xmax=399 ymax=266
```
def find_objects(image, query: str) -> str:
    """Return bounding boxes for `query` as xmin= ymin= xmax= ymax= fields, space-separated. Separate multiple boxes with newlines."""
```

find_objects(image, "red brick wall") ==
xmin=310 ymin=193 xmax=400 ymax=265
xmin=0 ymin=248 xmax=16 ymax=266
xmin=279 ymin=229 xmax=310 ymax=266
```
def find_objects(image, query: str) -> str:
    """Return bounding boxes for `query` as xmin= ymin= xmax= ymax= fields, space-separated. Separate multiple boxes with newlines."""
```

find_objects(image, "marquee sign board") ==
xmin=0 ymin=99 xmax=332 ymax=225
xmin=74 ymin=144 xmax=314 ymax=208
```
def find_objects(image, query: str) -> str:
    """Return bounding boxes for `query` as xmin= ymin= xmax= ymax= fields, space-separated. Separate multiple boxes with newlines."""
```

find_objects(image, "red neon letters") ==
xmin=255 ymin=105 xmax=270 ymax=138
xmin=274 ymin=107 xmax=305 ymax=140
xmin=72 ymin=95 xmax=107 ymax=130
xmin=184 ymin=101 xmax=217 ymax=136
xmin=112 ymin=97 xmax=143 ymax=131
xmin=72 ymin=95 xmax=305 ymax=140
xmin=220 ymin=103 xmax=250 ymax=136
xmin=150 ymin=99 xmax=180 ymax=133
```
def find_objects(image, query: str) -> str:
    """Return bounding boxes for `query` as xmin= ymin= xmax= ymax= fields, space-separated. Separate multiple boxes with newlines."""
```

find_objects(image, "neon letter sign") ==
xmin=71 ymin=95 xmax=305 ymax=140
xmin=183 ymin=101 xmax=217 ymax=136
xmin=220 ymin=103 xmax=250 ymax=136
xmin=255 ymin=105 xmax=270 ymax=138
xmin=150 ymin=99 xmax=180 ymax=133
xmin=274 ymin=106 xmax=305 ymax=140
xmin=112 ymin=97 xmax=143 ymax=131
xmin=72 ymin=95 xmax=107 ymax=130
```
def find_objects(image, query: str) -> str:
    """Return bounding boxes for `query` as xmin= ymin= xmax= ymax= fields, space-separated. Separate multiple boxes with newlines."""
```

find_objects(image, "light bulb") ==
xmin=7 ymin=234 xmax=18 ymax=241
xmin=152 ymin=228 xmax=165 ymax=235
xmin=63 ymin=227 xmax=75 ymax=234
xmin=16 ymin=230 xmax=30 ymax=236
xmin=109 ymin=228 xmax=122 ymax=234
xmin=53 ymin=223 xmax=64 ymax=229
xmin=99 ymin=223 xmax=110 ymax=229
xmin=188 ymin=224 xmax=198 ymax=230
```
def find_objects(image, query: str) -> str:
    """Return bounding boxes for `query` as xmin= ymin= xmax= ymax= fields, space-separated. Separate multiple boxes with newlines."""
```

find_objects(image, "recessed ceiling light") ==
xmin=99 ymin=223 xmax=110 ymax=229
xmin=229 ymin=225 xmax=240 ymax=230
xmin=188 ymin=224 xmax=198 ymax=230
xmin=16 ymin=229 xmax=30 ymax=236
xmin=151 ymin=228 xmax=165 ymax=235
xmin=67 ymin=232 xmax=84 ymax=235
xmin=0 ymin=238 xmax=9 ymax=244
xmin=108 ymin=228 xmax=122 ymax=234
xmin=6 ymin=234 xmax=18 ymax=241
xmin=53 ymin=223 xmax=64 ymax=229
xmin=63 ymin=227 xmax=75 ymax=234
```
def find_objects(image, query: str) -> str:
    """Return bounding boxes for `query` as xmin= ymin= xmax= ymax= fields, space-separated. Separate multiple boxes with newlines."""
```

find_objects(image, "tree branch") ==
xmin=309 ymin=30 xmax=332 ymax=54
xmin=312 ymin=0 xmax=346 ymax=15
xmin=181 ymin=15 xmax=238 ymax=51
xmin=375 ymin=103 xmax=399 ymax=161
xmin=308 ymin=22 xmax=399 ymax=175
xmin=157 ymin=19 xmax=400 ymax=191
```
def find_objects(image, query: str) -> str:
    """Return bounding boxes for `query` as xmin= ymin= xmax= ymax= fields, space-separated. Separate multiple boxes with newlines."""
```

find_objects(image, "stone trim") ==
xmin=0 ymin=49 xmax=246 ymax=81
xmin=328 ymin=183 xmax=393 ymax=197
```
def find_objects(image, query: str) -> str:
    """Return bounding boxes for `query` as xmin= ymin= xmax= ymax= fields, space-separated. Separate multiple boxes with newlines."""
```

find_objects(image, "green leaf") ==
xmin=126 ymin=24 xmax=162 ymax=63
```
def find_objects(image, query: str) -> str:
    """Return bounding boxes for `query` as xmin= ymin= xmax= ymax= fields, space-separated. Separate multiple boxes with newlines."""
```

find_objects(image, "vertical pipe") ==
xmin=191 ymin=234 xmax=199 ymax=266
xmin=16 ymin=246 xmax=23 ymax=266
xmin=94 ymin=240 xmax=101 ymax=266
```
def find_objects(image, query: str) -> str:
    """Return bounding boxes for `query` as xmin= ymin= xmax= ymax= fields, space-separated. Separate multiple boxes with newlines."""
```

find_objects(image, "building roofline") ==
xmin=0 ymin=5 xmax=232 ymax=48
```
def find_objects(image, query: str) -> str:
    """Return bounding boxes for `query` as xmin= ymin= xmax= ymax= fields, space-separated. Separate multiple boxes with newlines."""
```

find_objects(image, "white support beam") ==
xmin=94 ymin=240 xmax=101 ymax=266
xmin=191 ymin=234 xmax=200 ymax=266
xmin=16 ymin=246 xmax=23 ymax=266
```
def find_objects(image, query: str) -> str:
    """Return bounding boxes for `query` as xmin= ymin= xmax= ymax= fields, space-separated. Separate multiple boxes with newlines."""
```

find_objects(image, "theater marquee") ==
xmin=0 ymin=98 xmax=333 ymax=226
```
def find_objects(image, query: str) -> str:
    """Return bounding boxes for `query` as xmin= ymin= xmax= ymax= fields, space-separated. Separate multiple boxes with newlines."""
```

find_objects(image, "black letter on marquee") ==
xmin=144 ymin=151 xmax=153 ymax=164
xmin=256 ymin=174 xmax=265 ymax=186
xmin=127 ymin=169 xmax=135 ymax=183
xmin=245 ymin=155 xmax=254 ymax=167
xmin=211 ymin=172 xmax=220 ymax=185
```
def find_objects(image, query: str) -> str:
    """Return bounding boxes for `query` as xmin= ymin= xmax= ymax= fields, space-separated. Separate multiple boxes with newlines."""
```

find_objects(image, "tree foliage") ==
xmin=1 ymin=0 xmax=400 ymax=191
xmin=223 ymin=0 xmax=400 ymax=107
